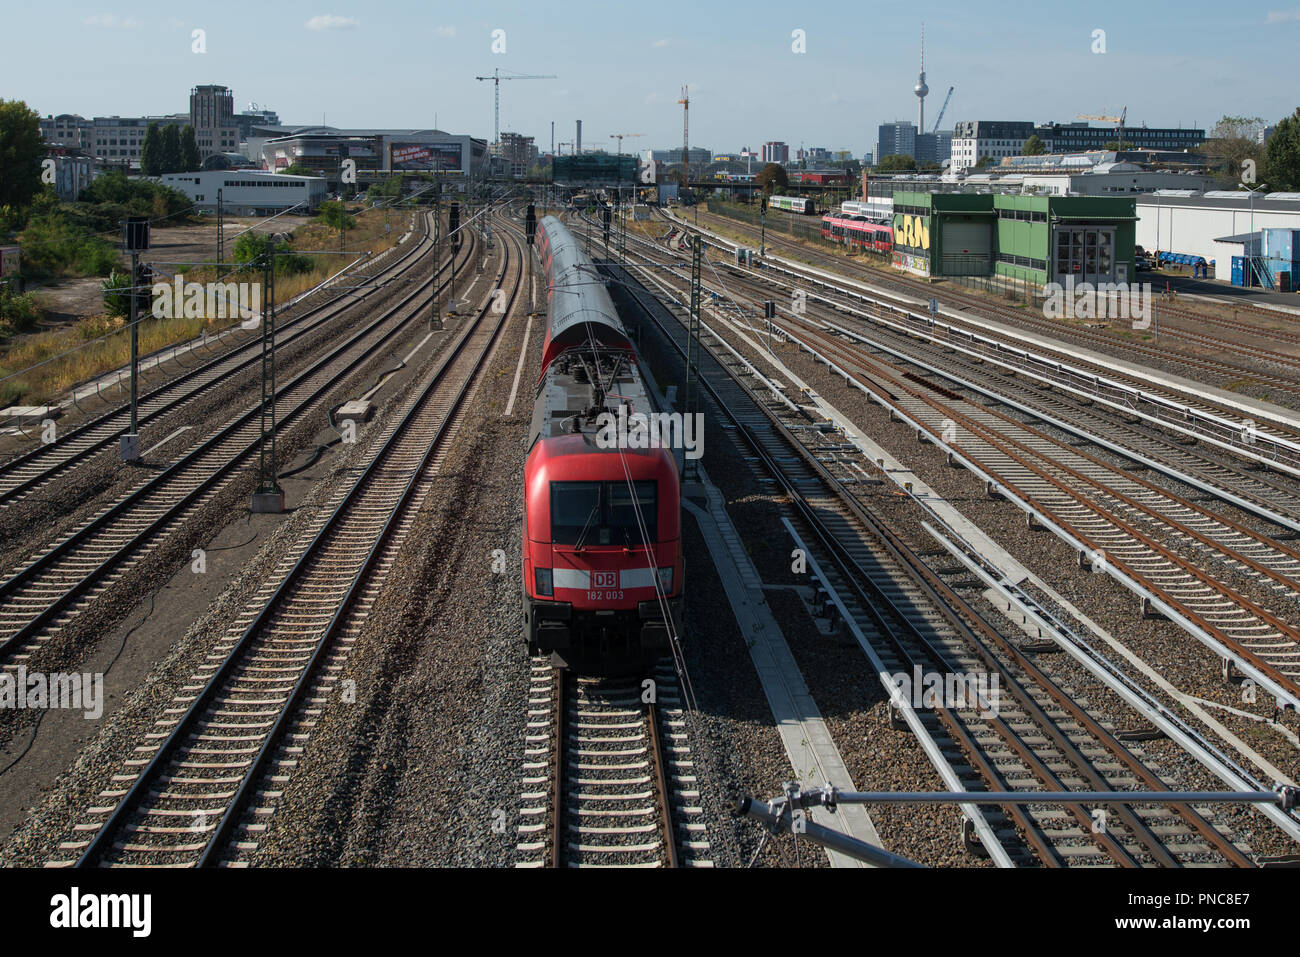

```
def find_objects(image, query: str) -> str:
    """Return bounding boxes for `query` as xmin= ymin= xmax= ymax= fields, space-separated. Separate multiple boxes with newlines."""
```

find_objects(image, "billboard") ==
xmin=390 ymin=143 xmax=464 ymax=173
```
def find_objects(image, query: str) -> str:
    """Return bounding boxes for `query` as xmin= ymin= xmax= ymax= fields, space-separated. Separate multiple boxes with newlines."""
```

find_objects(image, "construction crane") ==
xmin=474 ymin=69 xmax=557 ymax=147
xmin=1076 ymin=106 xmax=1128 ymax=138
xmin=931 ymin=86 xmax=954 ymax=134
xmin=677 ymin=85 xmax=690 ymax=192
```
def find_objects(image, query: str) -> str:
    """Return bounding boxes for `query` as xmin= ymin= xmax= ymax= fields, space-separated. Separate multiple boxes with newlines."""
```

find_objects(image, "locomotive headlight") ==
xmin=535 ymin=568 xmax=553 ymax=597
xmin=657 ymin=566 xmax=673 ymax=593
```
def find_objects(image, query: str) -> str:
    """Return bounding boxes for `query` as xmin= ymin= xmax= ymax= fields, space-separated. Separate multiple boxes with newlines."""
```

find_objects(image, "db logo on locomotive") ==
xmin=593 ymin=571 xmax=617 ymax=588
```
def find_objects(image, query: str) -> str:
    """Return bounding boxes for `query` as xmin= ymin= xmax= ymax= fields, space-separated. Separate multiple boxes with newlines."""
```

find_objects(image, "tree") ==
xmin=1023 ymin=134 xmax=1045 ymax=156
xmin=1265 ymin=108 xmax=1300 ymax=191
xmin=232 ymin=231 xmax=311 ymax=275
xmin=140 ymin=122 xmax=163 ymax=176
xmin=318 ymin=200 xmax=356 ymax=232
xmin=280 ymin=163 xmax=314 ymax=176
xmin=973 ymin=155 xmax=994 ymax=170
xmin=160 ymin=125 xmax=181 ymax=174
xmin=755 ymin=162 xmax=788 ymax=195
xmin=317 ymin=200 xmax=356 ymax=251
xmin=876 ymin=154 xmax=917 ymax=172
xmin=180 ymin=125 xmax=200 ymax=172
xmin=1202 ymin=114 xmax=1265 ymax=185
xmin=1103 ymin=140 xmax=1136 ymax=151
xmin=1212 ymin=115 xmax=1264 ymax=142
xmin=0 ymin=99 xmax=44 ymax=211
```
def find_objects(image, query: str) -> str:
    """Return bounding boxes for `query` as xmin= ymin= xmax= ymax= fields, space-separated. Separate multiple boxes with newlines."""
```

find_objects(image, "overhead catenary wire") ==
xmin=566 ymin=224 xmax=698 ymax=710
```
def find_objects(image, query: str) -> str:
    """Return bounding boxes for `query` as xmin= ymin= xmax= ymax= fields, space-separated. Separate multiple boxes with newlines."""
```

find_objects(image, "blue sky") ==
xmin=3 ymin=0 xmax=1298 ymax=156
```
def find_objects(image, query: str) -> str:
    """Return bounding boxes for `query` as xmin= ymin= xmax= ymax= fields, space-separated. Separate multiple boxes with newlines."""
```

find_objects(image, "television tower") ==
xmin=914 ymin=24 xmax=929 ymax=131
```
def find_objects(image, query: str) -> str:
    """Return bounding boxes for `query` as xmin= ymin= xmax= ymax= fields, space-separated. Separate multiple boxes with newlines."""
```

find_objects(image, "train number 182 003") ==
xmin=587 ymin=590 xmax=624 ymax=601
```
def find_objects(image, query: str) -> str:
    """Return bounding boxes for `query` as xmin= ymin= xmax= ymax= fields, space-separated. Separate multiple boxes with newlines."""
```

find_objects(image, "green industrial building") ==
xmin=891 ymin=191 xmax=1137 ymax=286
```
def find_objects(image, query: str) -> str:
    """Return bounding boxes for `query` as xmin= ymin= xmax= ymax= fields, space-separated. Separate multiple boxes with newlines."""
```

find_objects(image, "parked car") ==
xmin=1134 ymin=254 xmax=1152 ymax=272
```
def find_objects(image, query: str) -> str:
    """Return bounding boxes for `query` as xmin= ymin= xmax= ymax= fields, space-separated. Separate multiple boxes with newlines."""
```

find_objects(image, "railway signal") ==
xmin=135 ymin=262 xmax=153 ymax=316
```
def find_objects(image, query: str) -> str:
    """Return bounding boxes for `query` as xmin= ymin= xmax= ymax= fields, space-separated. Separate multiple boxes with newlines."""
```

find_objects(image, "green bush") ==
xmin=18 ymin=209 xmax=119 ymax=280
xmin=0 ymin=285 xmax=43 ymax=338
xmin=71 ymin=172 xmax=193 ymax=232
xmin=232 ymin=232 xmax=312 ymax=276
xmin=101 ymin=269 xmax=132 ymax=319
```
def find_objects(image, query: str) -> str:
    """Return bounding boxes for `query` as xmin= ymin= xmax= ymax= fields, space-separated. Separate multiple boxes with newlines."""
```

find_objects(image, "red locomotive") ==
xmin=523 ymin=216 xmax=683 ymax=671
xmin=820 ymin=213 xmax=893 ymax=253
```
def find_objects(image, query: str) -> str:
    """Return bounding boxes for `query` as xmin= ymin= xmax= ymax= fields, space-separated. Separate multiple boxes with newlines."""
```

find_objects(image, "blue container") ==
xmin=1232 ymin=256 xmax=1244 ymax=286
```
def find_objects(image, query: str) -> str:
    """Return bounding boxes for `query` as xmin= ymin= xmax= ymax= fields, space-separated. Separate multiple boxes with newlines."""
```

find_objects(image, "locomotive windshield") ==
xmin=550 ymin=481 xmax=657 ymax=547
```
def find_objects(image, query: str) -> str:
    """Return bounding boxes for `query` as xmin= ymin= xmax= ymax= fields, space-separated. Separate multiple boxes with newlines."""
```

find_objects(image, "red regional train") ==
xmin=523 ymin=215 xmax=684 ymax=672
xmin=820 ymin=213 xmax=893 ymax=253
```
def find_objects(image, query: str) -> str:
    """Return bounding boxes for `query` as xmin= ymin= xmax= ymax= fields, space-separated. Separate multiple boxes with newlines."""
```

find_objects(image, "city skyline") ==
xmin=5 ymin=0 xmax=1297 ymax=159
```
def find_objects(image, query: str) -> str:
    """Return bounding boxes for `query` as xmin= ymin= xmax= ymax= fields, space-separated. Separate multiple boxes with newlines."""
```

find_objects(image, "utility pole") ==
xmin=681 ymin=233 xmax=704 ymax=483
xmin=1240 ymin=181 xmax=1268 ymax=286
xmin=120 ymin=217 xmax=150 ymax=462
xmin=678 ymin=85 xmax=690 ymax=203
xmin=610 ymin=133 xmax=641 ymax=260
xmin=685 ymin=234 xmax=703 ymax=418
xmin=447 ymin=200 xmax=460 ymax=314
xmin=216 ymin=189 xmax=224 ymax=268
xmin=251 ymin=251 xmax=284 ymax=513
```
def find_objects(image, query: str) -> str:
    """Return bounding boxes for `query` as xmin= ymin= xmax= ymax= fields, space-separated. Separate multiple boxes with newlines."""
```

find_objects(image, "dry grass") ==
xmin=0 ymin=208 xmax=413 ymax=407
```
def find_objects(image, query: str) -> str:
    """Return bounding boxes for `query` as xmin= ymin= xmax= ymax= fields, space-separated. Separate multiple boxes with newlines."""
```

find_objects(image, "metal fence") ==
xmin=944 ymin=257 xmax=1041 ymax=305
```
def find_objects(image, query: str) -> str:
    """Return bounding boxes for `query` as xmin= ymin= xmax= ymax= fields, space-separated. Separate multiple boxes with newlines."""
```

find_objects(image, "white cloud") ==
xmin=435 ymin=25 xmax=456 ymax=37
xmin=652 ymin=38 xmax=671 ymax=48
xmin=306 ymin=14 xmax=360 ymax=31
xmin=1266 ymin=8 xmax=1300 ymax=21
xmin=83 ymin=14 xmax=141 ymax=28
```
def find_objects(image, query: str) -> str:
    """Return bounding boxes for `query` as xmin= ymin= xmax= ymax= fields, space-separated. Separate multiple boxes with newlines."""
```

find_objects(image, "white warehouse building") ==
xmin=1135 ymin=190 xmax=1300 ymax=281
xmin=157 ymin=169 xmax=327 ymax=216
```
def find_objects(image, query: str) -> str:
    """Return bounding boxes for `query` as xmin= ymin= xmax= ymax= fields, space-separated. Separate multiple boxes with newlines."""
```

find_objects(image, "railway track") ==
xmin=701 ymin=208 xmax=1300 ymax=393
xmin=58 ymin=208 xmax=524 ymax=868
xmin=623 ymin=219 xmax=1300 ymax=705
xmin=699 ymin=252 xmax=1300 ymax=535
xmin=685 ymin=282 xmax=1300 ymax=696
xmin=0 ymin=219 xmax=479 ymax=670
xmin=684 ymin=209 xmax=1300 ymax=464
xmin=640 ymin=219 xmax=1300 ymax=531
xmin=517 ymin=660 xmax=710 ymax=868
xmin=0 ymin=211 xmax=433 ymax=507
xmin=599 ymin=240 xmax=1272 ymax=866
